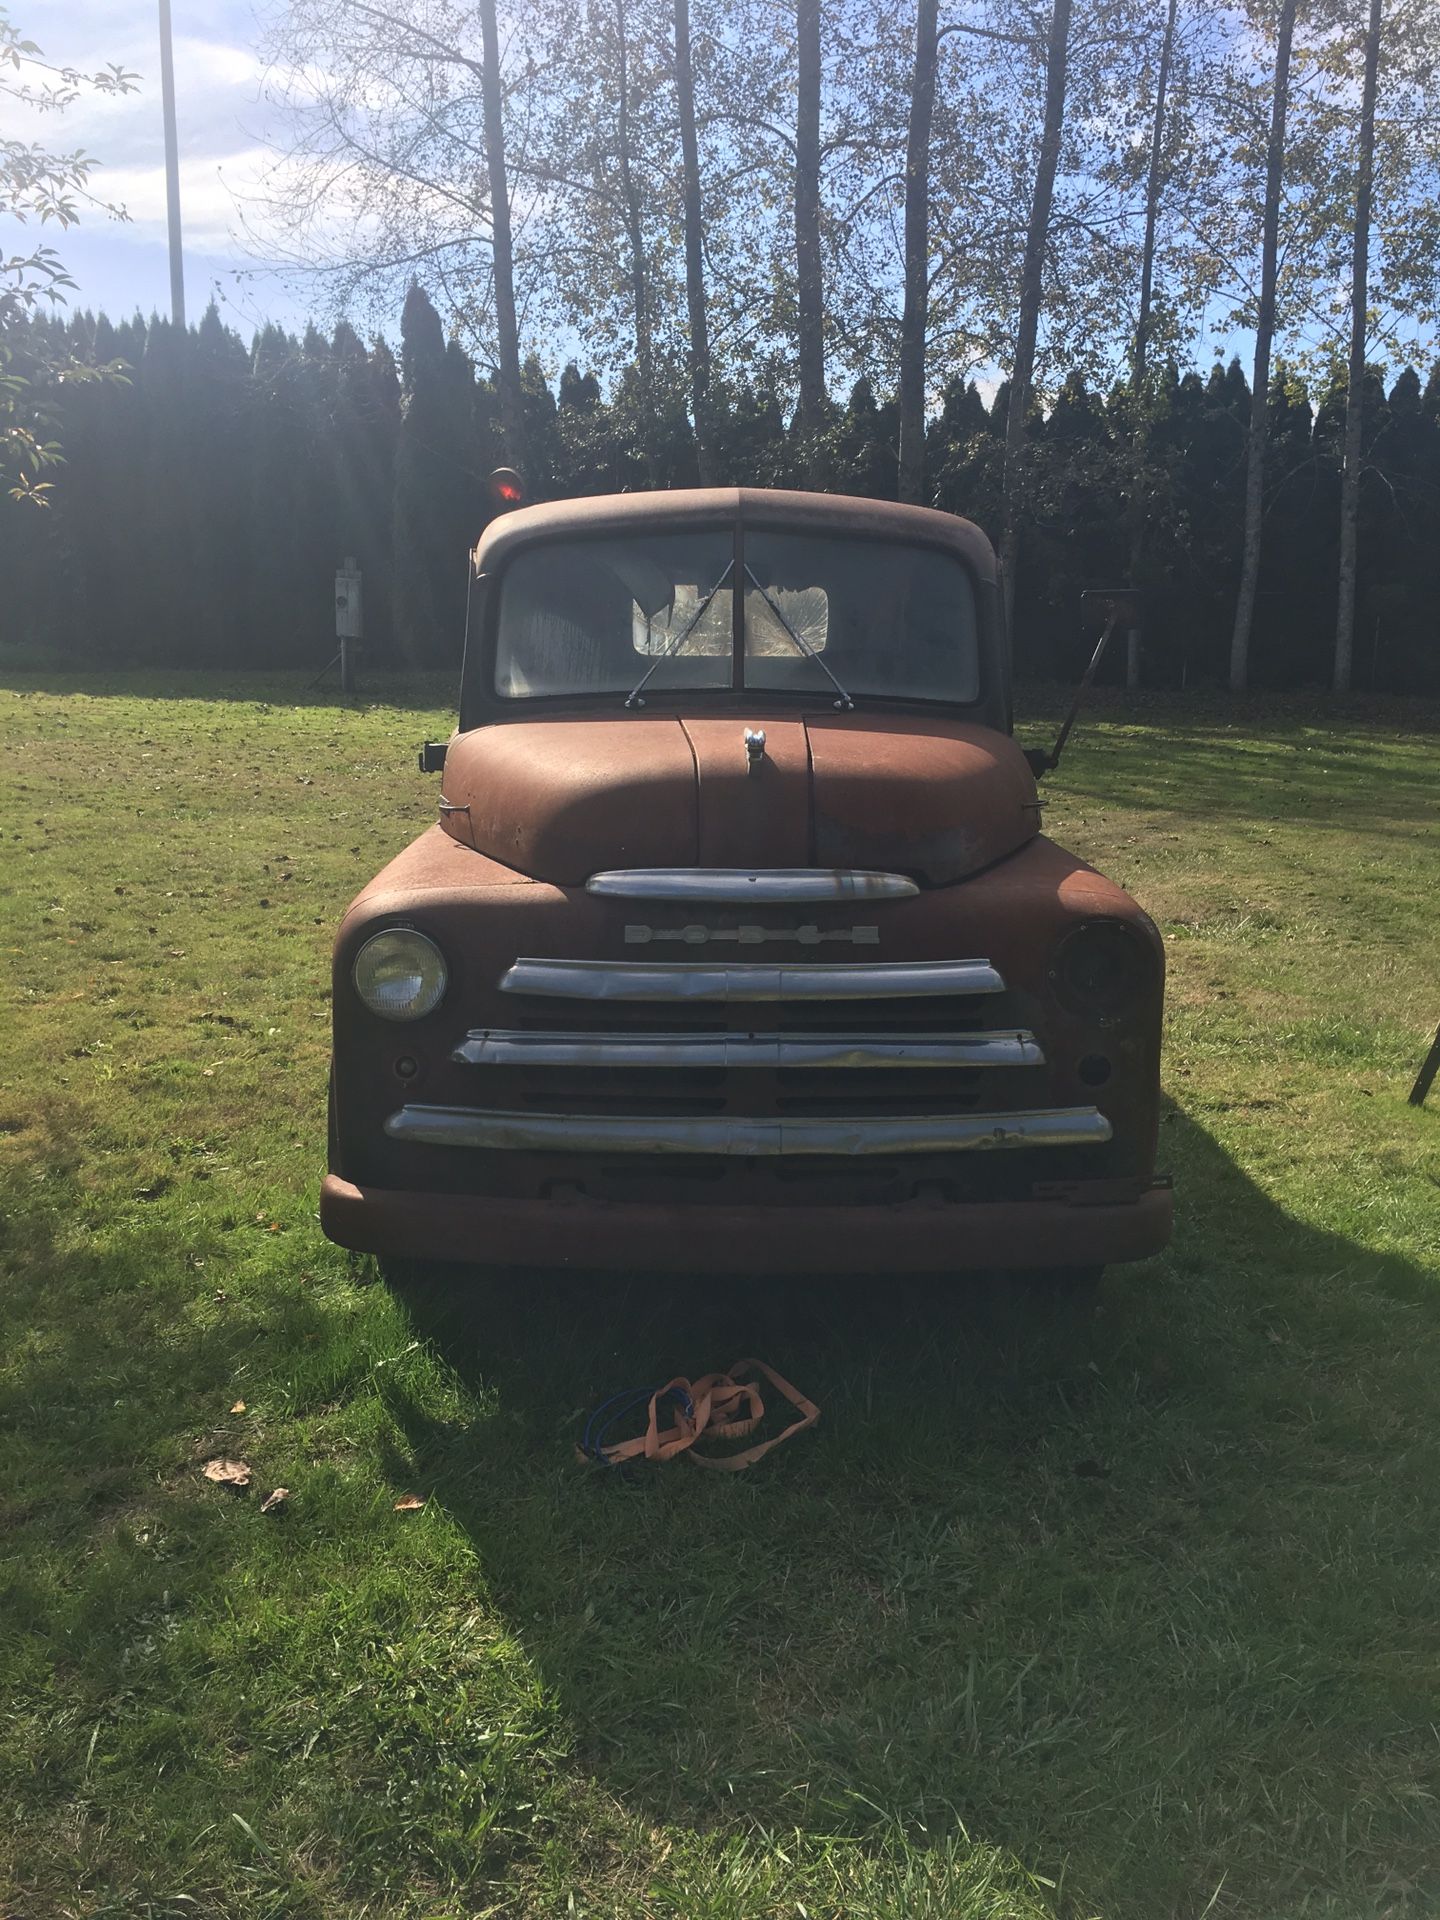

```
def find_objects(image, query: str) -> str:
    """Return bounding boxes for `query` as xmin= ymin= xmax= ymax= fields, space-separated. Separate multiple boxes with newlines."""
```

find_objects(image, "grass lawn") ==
xmin=1 ymin=673 xmax=1437 ymax=1920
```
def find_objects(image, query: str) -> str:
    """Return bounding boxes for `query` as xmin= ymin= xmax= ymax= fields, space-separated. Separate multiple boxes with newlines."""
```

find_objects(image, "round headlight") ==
xmin=1053 ymin=920 xmax=1151 ymax=1022
xmin=352 ymin=929 xmax=448 ymax=1022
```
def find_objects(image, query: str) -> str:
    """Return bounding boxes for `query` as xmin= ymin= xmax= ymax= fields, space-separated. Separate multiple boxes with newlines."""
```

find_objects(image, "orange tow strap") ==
xmin=577 ymin=1358 xmax=819 ymax=1471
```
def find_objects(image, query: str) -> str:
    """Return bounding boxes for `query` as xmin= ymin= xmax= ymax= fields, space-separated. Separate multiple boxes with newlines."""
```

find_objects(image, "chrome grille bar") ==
xmin=453 ymin=1029 xmax=1044 ymax=1070
xmin=385 ymin=1105 xmax=1110 ymax=1156
xmin=500 ymin=957 xmax=1005 ymax=1002
xmin=587 ymin=868 xmax=920 ymax=903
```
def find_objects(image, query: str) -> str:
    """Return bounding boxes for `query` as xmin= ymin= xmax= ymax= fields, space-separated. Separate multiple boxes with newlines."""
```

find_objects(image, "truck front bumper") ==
xmin=320 ymin=1174 xmax=1172 ymax=1273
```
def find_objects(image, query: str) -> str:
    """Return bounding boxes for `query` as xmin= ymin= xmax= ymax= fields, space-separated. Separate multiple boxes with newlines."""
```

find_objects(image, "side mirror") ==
xmin=418 ymin=741 xmax=447 ymax=774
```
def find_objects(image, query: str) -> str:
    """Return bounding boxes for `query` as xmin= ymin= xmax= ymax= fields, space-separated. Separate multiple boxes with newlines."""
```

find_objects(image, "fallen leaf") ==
xmin=202 ymin=1457 xmax=251 ymax=1490
xmin=230 ymin=1400 xmax=246 ymax=1414
xmin=260 ymin=1487 xmax=290 ymax=1514
xmin=393 ymin=1493 xmax=427 ymax=1512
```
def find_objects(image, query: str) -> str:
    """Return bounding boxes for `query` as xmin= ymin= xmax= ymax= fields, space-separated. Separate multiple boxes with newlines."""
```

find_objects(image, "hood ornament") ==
xmin=744 ymin=727 xmax=766 ymax=775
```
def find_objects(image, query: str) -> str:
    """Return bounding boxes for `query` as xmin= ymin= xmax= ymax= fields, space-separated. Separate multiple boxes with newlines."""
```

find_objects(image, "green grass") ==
xmin=1 ymin=674 xmax=1437 ymax=1920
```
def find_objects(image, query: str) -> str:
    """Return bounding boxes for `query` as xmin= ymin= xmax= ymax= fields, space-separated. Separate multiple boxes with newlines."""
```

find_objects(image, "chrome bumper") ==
xmin=384 ymin=1105 xmax=1112 ymax=1156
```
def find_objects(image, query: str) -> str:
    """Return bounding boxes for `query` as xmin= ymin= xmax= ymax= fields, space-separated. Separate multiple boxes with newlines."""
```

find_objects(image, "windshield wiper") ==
xmin=624 ymin=560 xmax=735 ymax=709
xmin=743 ymin=566 xmax=854 ymax=710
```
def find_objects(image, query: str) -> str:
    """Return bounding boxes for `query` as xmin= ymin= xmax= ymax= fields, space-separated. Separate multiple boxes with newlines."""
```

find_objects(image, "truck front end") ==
xmin=322 ymin=488 xmax=1171 ymax=1275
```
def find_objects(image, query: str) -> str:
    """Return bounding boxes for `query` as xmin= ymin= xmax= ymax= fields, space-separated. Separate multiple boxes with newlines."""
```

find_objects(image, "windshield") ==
xmin=494 ymin=528 xmax=980 ymax=704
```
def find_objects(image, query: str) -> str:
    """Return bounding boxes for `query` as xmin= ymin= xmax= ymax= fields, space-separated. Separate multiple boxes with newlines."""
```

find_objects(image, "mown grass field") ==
xmin=1 ymin=674 xmax=1437 ymax=1920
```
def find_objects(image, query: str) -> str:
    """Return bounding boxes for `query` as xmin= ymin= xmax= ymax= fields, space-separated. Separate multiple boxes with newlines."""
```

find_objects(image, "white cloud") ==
xmin=2 ymin=1 xmax=301 ymax=320
xmin=92 ymin=144 xmax=275 ymax=252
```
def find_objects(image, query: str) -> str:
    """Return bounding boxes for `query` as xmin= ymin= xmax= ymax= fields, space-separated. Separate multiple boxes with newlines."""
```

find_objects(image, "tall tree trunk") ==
xmin=615 ymin=0 xmax=658 ymax=486
xmin=1133 ymin=0 xmax=1177 ymax=385
xmin=478 ymin=0 xmax=524 ymax=468
xmin=1229 ymin=0 xmax=1297 ymax=693
xmin=794 ymin=0 xmax=825 ymax=473
xmin=1126 ymin=0 xmax=1178 ymax=686
xmin=898 ymin=0 xmax=939 ymax=505
xmin=674 ymin=0 xmax=713 ymax=481
xmin=1334 ymin=0 xmax=1382 ymax=694
xmin=999 ymin=0 xmax=1072 ymax=632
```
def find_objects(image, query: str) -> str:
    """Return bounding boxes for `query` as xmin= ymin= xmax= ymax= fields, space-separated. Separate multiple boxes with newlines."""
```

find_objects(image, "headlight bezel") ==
xmin=351 ymin=926 xmax=449 ymax=1023
xmin=1051 ymin=918 xmax=1154 ymax=1025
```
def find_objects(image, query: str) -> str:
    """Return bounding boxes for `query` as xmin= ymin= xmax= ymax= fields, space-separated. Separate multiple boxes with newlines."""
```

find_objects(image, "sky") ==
xmin=16 ymin=3 xmax=1413 ymax=384
xmin=11 ymin=0 xmax=313 ymax=336
xmin=13 ymin=0 xmax=1257 ymax=382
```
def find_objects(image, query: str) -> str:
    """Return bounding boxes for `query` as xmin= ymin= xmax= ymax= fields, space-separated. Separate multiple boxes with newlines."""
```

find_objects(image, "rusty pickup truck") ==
xmin=321 ymin=487 xmax=1171 ymax=1283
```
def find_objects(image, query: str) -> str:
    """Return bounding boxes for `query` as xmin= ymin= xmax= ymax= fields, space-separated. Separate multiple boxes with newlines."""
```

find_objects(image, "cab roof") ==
xmin=474 ymin=486 xmax=998 ymax=584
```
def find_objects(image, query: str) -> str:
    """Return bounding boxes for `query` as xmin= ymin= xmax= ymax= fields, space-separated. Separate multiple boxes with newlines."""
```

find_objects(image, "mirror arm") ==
xmin=1032 ymin=610 xmax=1123 ymax=779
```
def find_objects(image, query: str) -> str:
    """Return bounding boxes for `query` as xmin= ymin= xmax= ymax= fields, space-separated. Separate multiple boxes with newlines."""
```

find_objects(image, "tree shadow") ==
xmin=378 ymin=1098 xmax=1440 ymax=1915
xmin=1016 ymin=686 xmax=1440 ymax=839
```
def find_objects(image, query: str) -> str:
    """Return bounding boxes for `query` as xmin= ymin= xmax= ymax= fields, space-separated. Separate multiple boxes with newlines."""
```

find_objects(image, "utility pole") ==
xmin=158 ymin=0 xmax=186 ymax=328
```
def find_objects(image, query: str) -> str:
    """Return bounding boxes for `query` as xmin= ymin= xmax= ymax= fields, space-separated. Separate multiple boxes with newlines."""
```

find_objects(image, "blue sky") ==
xmin=16 ymin=0 xmax=1260 ymax=380
xmin=13 ymin=0 xmax=313 ymax=335
xmin=21 ymin=3 xmax=1417 ymax=384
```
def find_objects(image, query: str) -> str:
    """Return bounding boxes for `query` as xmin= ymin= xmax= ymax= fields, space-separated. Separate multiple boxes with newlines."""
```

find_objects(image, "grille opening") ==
xmin=775 ymin=1090 xmax=985 ymax=1116
xmin=599 ymin=1159 xmax=728 ymax=1183
xmin=774 ymin=996 xmax=994 ymax=1033
xmin=772 ymin=1158 xmax=903 ymax=1181
xmin=523 ymin=1091 xmax=731 ymax=1116
xmin=498 ymin=1064 xmax=729 ymax=1119
xmin=510 ymin=1066 xmax=728 ymax=1092
xmin=500 ymin=992 xmax=1000 ymax=1036
xmin=508 ymin=1004 xmax=729 ymax=1034
xmin=772 ymin=1065 xmax=986 ymax=1117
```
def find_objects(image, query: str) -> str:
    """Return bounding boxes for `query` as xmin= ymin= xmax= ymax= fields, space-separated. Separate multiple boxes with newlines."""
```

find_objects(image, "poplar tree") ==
xmin=1229 ymin=0 xmax=1299 ymax=692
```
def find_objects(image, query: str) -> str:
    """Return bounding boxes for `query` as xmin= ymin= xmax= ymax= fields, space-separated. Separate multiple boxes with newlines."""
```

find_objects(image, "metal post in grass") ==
xmin=1410 ymin=1025 xmax=1440 ymax=1107
xmin=335 ymin=557 xmax=363 ymax=696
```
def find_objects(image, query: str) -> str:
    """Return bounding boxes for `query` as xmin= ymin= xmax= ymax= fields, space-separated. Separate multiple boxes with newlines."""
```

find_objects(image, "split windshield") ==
xmin=493 ymin=528 xmax=980 ymax=704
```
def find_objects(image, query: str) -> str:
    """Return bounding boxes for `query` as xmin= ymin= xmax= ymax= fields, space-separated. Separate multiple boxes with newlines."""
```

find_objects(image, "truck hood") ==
xmin=438 ymin=713 xmax=1040 ymax=888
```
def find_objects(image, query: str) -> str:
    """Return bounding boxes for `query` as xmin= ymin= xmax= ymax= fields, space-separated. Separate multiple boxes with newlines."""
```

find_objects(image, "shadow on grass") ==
xmin=1020 ymin=696 xmax=1440 ymax=838
xmin=0 ymin=1107 xmax=381 ymax=1720
xmin=379 ymin=1101 xmax=1440 ymax=1916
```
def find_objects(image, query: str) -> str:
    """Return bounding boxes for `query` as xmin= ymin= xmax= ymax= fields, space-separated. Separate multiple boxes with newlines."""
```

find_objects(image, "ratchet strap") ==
xmin=578 ymin=1358 xmax=819 ymax=1472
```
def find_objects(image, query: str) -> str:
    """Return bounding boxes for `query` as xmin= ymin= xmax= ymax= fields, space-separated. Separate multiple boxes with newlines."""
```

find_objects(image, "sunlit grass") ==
xmin=1 ymin=675 xmax=1437 ymax=1919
